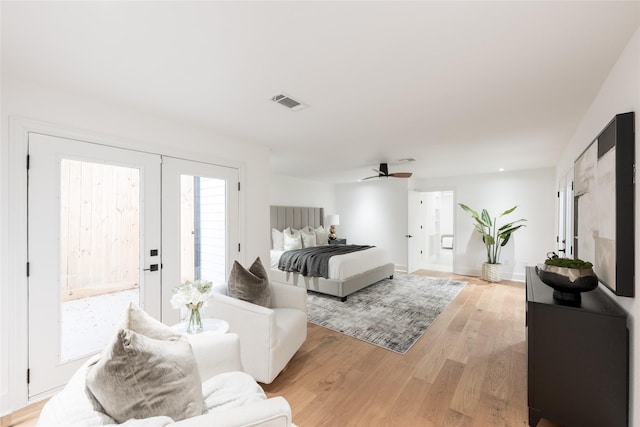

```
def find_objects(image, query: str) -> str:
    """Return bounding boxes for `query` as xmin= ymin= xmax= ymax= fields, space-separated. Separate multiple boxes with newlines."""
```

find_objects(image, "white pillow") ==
xmin=283 ymin=228 xmax=302 ymax=250
xmin=314 ymin=225 xmax=329 ymax=246
xmin=301 ymin=228 xmax=317 ymax=248
xmin=271 ymin=228 xmax=284 ymax=251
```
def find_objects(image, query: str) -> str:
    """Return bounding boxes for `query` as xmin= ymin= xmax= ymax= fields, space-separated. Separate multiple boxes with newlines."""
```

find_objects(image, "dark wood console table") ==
xmin=526 ymin=266 xmax=628 ymax=427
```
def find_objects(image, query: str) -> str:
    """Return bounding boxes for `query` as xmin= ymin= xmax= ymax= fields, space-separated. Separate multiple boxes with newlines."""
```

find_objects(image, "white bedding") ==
xmin=270 ymin=246 xmax=391 ymax=281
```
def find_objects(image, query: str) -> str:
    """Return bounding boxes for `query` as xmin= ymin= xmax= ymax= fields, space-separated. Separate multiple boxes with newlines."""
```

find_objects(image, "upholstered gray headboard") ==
xmin=270 ymin=206 xmax=324 ymax=230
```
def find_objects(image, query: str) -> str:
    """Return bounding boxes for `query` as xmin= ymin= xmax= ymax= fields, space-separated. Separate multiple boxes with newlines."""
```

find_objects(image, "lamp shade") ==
xmin=327 ymin=214 xmax=340 ymax=226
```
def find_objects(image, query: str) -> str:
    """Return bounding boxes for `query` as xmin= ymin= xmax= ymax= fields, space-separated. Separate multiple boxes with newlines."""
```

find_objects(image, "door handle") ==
xmin=405 ymin=234 xmax=413 ymax=238
xmin=143 ymin=264 xmax=159 ymax=272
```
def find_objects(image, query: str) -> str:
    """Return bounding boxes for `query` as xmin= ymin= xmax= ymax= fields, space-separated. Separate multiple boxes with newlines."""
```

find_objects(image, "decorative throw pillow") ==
xmin=121 ymin=302 xmax=183 ymax=342
xmin=283 ymin=228 xmax=302 ymax=251
xmin=300 ymin=228 xmax=317 ymax=248
xmin=227 ymin=257 xmax=271 ymax=307
xmin=314 ymin=225 xmax=329 ymax=246
xmin=271 ymin=228 xmax=284 ymax=251
xmin=86 ymin=328 xmax=203 ymax=423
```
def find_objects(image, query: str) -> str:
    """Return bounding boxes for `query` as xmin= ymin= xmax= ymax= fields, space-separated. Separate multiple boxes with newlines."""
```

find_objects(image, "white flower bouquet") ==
xmin=170 ymin=280 xmax=213 ymax=333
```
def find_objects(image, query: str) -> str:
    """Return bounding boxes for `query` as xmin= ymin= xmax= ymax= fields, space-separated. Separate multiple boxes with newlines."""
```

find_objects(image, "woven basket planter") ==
xmin=482 ymin=262 xmax=502 ymax=282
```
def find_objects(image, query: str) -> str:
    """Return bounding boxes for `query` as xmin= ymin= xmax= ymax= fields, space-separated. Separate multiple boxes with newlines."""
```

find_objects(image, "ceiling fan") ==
xmin=361 ymin=163 xmax=413 ymax=180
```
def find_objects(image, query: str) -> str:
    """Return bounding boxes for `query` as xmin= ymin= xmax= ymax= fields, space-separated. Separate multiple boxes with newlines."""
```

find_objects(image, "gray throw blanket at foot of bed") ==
xmin=278 ymin=245 xmax=373 ymax=279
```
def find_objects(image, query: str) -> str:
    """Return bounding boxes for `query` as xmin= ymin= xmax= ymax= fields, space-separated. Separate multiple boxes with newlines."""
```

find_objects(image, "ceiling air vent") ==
xmin=270 ymin=93 xmax=305 ymax=111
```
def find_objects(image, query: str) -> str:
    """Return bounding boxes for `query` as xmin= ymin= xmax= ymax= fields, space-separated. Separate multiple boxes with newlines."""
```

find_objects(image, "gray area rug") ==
xmin=307 ymin=274 xmax=467 ymax=354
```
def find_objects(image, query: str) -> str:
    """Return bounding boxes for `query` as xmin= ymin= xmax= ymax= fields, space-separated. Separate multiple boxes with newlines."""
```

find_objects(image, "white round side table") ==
xmin=171 ymin=318 xmax=229 ymax=335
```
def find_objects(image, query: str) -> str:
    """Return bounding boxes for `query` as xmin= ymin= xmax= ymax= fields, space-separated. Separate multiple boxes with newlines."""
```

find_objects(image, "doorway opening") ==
xmin=419 ymin=190 xmax=455 ymax=272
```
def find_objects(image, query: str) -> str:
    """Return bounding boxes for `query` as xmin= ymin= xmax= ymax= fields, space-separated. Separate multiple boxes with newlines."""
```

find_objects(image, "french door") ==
xmin=27 ymin=133 xmax=238 ymax=398
xmin=28 ymin=133 xmax=161 ymax=398
xmin=160 ymin=157 xmax=239 ymax=325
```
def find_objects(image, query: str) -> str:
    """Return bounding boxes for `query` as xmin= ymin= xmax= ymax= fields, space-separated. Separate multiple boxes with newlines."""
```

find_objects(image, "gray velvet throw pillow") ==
xmin=227 ymin=257 xmax=271 ymax=307
xmin=122 ymin=302 xmax=183 ymax=342
xmin=86 ymin=328 xmax=203 ymax=423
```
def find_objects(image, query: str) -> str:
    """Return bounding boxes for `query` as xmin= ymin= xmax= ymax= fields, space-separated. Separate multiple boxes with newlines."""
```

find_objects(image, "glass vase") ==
xmin=186 ymin=302 xmax=203 ymax=334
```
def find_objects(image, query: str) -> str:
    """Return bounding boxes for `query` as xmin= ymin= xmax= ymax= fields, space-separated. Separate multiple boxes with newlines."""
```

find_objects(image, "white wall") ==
xmin=413 ymin=168 xmax=556 ymax=281
xmin=556 ymin=27 xmax=640 ymax=426
xmin=336 ymin=179 xmax=409 ymax=271
xmin=270 ymin=173 xmax=336 ymax=214
xmin=332 ymin=169 xmax=554 ymax=278
xmin=0 ymin=77 xmax=271 ymax=413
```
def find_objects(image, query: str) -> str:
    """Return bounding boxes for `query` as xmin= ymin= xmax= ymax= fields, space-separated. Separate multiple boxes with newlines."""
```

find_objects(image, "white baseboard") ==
xmin=453 ymin=267 xmax=525 ymax=283
xmin=394 ymin=264 xmax=407 ymax=274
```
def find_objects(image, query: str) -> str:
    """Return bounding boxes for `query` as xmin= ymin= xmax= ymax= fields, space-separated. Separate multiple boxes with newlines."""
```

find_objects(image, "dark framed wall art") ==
xmin=574 ymin=112 xmax=635 ymax=297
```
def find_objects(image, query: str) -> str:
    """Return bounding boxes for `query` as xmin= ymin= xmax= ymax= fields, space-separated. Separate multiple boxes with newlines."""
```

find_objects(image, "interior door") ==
xmin=161 ymin=156 xmax=239 ymax=325
xmin=407 ymin=190 xmax=421 ymax=274
xmin=27 ymin=133 xmax=161 ymax=398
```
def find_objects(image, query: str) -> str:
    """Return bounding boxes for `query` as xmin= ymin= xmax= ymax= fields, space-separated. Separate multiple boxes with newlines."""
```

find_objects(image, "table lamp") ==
xmin=327 ymin=214 xmax=340 ymax=240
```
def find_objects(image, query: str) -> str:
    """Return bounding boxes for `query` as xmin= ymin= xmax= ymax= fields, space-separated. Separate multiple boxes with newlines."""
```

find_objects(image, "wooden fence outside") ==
xmin=59 ymin=161 xmax=227 ymax=302
xmin=60 ymin=159 xmax=140 ymax=301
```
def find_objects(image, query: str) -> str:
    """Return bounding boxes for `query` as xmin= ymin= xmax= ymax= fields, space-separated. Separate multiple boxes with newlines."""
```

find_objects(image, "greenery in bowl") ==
xmin=544 ymin=257 xmax=593 ymax=269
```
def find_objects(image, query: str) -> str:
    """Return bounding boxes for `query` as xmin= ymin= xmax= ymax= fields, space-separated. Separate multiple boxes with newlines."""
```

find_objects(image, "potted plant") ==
xmin=459 ymin=204 xmax=526 ymax=282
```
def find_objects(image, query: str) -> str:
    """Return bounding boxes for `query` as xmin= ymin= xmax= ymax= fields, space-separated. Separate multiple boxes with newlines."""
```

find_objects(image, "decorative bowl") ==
xmin=536 ymin=264 xmax=598 ymax=303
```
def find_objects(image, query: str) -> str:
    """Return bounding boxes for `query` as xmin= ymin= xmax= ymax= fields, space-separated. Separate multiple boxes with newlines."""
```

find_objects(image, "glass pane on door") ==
xmin=59 ymin=159 xmax=140 ymax=361
xmin=160 ymin=156 xmax=238 ymax=326
xmin=179 ymin=175 xmax=226 ymax=284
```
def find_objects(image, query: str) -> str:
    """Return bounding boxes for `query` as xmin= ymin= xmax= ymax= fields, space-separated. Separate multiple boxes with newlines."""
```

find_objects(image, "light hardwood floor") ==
xmin=262 ymin=270 xmax=560 ymax=427
xmin=7 ymin=270 xmax=560 ymax=427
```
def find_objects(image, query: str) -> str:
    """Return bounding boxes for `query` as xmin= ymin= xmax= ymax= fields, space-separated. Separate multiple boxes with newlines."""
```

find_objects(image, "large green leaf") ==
xmin=498 ymin=221 xmax=526 ymax=233
xmin=474 ymin=217 xmax=489 ymax=228
xmin=481 ymin=209 xmax=492 ymax=227
xmin=483 ymin=234 xmax=495 ymax=245
xmin=459 ymin=203 xmax=479 ymax=219
xmin=499 ymin=206 xmax=518 ymax=217
xmin=499 ymin=225 xmax=526 ymax=246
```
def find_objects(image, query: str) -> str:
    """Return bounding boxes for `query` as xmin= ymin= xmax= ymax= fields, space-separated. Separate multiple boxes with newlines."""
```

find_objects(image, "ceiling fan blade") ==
xmin=360 ymin=175 xmax=380 ymax=181
xmin=362 ymin=163 xmax=407 ymax=181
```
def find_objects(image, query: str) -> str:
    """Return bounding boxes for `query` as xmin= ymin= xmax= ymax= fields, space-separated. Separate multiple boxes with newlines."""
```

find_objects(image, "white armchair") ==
xmin=211 ymin=282 xmax=307 ymax=384
xmin=38 ymin=333 xmax=294 ymax=427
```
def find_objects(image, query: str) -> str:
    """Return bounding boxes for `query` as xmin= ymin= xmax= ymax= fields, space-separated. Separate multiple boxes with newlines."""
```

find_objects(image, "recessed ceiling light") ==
xmin=499 ymin=168 xmax=505 ymax=172
xmin=398 ymin=158 xmax=416 ymax=163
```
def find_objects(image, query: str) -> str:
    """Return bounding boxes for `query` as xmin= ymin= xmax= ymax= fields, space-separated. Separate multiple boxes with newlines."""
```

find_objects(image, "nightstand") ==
xmin=329 ymin=238 xmax=347 ymax=245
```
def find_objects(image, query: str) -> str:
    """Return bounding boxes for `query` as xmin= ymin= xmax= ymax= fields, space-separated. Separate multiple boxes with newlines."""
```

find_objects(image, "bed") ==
xmin=269 ymin=206 xmax=395 ymax=301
